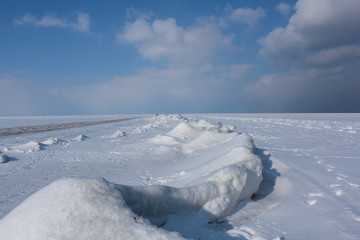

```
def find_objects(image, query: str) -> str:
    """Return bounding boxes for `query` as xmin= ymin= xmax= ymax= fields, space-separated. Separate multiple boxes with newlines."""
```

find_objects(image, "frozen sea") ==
xmin=0 ymin=113 xmax=359 ymax=239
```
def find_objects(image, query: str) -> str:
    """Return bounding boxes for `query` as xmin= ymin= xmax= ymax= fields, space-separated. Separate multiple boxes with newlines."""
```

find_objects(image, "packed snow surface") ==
xmin=0 ymin=113 xmax=359 ymax=239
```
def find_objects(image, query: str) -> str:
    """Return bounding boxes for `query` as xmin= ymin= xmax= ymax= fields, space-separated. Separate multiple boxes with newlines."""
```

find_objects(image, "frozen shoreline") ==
xmin=0 ymin=117 xmax=134 ymax=136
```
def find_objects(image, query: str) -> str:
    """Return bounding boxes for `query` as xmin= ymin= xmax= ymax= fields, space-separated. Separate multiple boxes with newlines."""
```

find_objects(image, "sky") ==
xmin=0 ymin=0 xmax=359 ymax=116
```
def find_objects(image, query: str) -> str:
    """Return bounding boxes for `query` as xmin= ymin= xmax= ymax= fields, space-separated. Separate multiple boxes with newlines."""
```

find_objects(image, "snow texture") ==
xmin=0 ymin=114 xmax=262 ymax=240
xmin=0 ymin=178 xmax=185 ymax=240
xmin=0 ymin=113 xmax=359 ymax=239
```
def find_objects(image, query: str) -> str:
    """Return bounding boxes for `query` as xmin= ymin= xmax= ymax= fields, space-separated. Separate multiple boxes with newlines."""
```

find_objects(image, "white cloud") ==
xmin=223 ymin=64 xmax=253 ymax=79
xmin=14 ymin=12 xmax=90 ymax=32
xmin=0 ymin=61 xmax=255 ymax=115
xmin=259 ymin=0 xmax=360 ymax=65
xmin=275 ymin=2 xmax=291 ymax=17
xmin=61 ymin=66 xmax=236 ymax=112
xmin=229 ymin=6 xmax=266 ymax=26
xmin=71 ymin=12 xmax=90 ymax=32
xmin=117 ymin=17 xmax=234 ymax=66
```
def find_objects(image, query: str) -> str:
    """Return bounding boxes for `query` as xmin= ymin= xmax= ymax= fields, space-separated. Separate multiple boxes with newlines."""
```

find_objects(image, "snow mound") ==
xmin=192 ymin=119 xmax=221 ymax=129
xmin=73 ymin=134 xmax=89 ymax=141
xmin=0 ymin=178 xmax=185 ymax=240
xmin=41 ymin=137 xmax=64 ymax=145
xmin=182 ymin=131 xmax=237 ymax=154
xmin=149 ymin=134 xmax=179 ymax=146
xmin=136 ymin=114 xmax=185 ymax=133
xmin=0 ymin=153 xmax=9 ymax=164
xmin=112 ymin=130 xmax=127 ymax=138
xmin=150 ymin=119 xmax=238 ymax=154
xmin=12 ymin=141 xmax=45 ymax=153
xmin=118 ymin=151 xmax=262 ymax=223
xmin=167 ymin=122 xmax=203 ymax=141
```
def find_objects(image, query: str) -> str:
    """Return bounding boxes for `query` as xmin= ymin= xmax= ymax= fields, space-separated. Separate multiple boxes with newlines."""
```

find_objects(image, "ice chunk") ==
xmin=74 ymin=135 xmax=89 ymax=141
xmin=112 ymin=130 xmax=127 ymax=138
xmin=0 ymin=154 xmax=9 ymax=164
xmin=0 ymin=178 xmax=185 ymax=240
xmin=12 ymin=141 xmax=45 ymax=153
xmin=41 ymin=137 xmax=64 ymax=145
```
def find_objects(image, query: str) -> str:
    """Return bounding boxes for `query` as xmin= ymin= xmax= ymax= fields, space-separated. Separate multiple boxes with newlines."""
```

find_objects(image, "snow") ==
xmin=0 ymin=178 xmax=184 ymax=240
xmin=111 ymin=130 xmax=127 ymax=138
xmin=0 ymin=113 xmax=359 ymax=239
xmin=41 ymin=137 xmax=64 ymax=145
xmin=74 ymin=134 xmax=89 ymax=141
xmin=0 ymin=153 xmax=8 ymax=164
xmin=11 ymin=141 xmax=45 ymax=153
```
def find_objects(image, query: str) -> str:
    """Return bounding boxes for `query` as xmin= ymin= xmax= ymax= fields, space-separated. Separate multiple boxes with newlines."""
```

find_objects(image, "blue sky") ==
xmin=1 ymin=0 xmax=359 ymax=115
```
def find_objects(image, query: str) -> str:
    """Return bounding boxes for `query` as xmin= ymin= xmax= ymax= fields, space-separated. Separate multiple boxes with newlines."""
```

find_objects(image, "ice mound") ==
xmin=192 ymin=119 xmax=221 ymax=130
xmin=112 ymin=130 xmax=127 ymax=138
xmin=118 ymin=154 xmax=262 ymax=223
xmin=182 ymin=131 xmax=237 ymax=154
xmin=41 ymin=137 xmax=64 ymax=145
xmin=167 ymin=122 xmax=203 ymax=141
xmin=0 ymin=153 xmax=9 ymax=164
xmin=150 ymin=118 xmax=238 ymax=154
xmin=136 ymin=114 xmax=185 ymax=133
xmin=7 ymin=138 xmax=65 ymax=154
xmin=74 ymin=134 xmax=89 ymax=141
xmin=0 ymin=178 xmax=185 ymax=240
xmin=12 ymin=141 xmax=45 ymax=153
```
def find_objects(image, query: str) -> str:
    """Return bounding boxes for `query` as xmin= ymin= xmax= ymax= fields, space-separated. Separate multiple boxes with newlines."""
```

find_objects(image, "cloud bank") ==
xmin=1 ymin=63 xmax=253 ymax=115
xmin=248 ymin=0 xmax=360 ymax=112
xmin=117 ymin=17 xmax=234 ymax=66
xmin=14 ymin=12 xmax=90 ymax=32
xmin=259 ymin=0 xmax=360 ymax=66
xmin=246 ymin=66 xmax=360 ymax=112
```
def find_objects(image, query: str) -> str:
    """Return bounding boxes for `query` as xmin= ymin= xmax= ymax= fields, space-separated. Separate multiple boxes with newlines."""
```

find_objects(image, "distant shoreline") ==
xmin=0 ymin=118 xmax=135 ymax=137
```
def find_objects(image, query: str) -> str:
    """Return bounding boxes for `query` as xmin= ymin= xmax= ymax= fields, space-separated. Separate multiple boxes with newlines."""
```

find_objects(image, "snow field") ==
xmin=0 ymin=114 xmax=263 ymax=239
xmin=203 ymin=113 xmax=360 ymax=239
xmin=2 ymin=113 xmax=358 ymax=239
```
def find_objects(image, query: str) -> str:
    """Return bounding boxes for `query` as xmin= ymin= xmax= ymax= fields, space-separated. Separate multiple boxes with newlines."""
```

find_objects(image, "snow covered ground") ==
xmin=0 ymin=113 xmax=359 ymax=239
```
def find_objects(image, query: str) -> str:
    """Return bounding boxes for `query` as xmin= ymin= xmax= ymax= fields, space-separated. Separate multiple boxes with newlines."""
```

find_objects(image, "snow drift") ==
xmin=73 ymin=134 xmax=89 ymax=141
xmin=11 ymin=141 xmax=45 ymax=153
xmin=0 ymin=178 xmax=185 ymax=240
xmin=150 ymin=118 xmax=238 ymax=154
xmin=0 ymin=116 xmax=263 ymax=239
xmin=118 ymin=147 xmax=262 ymax=223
